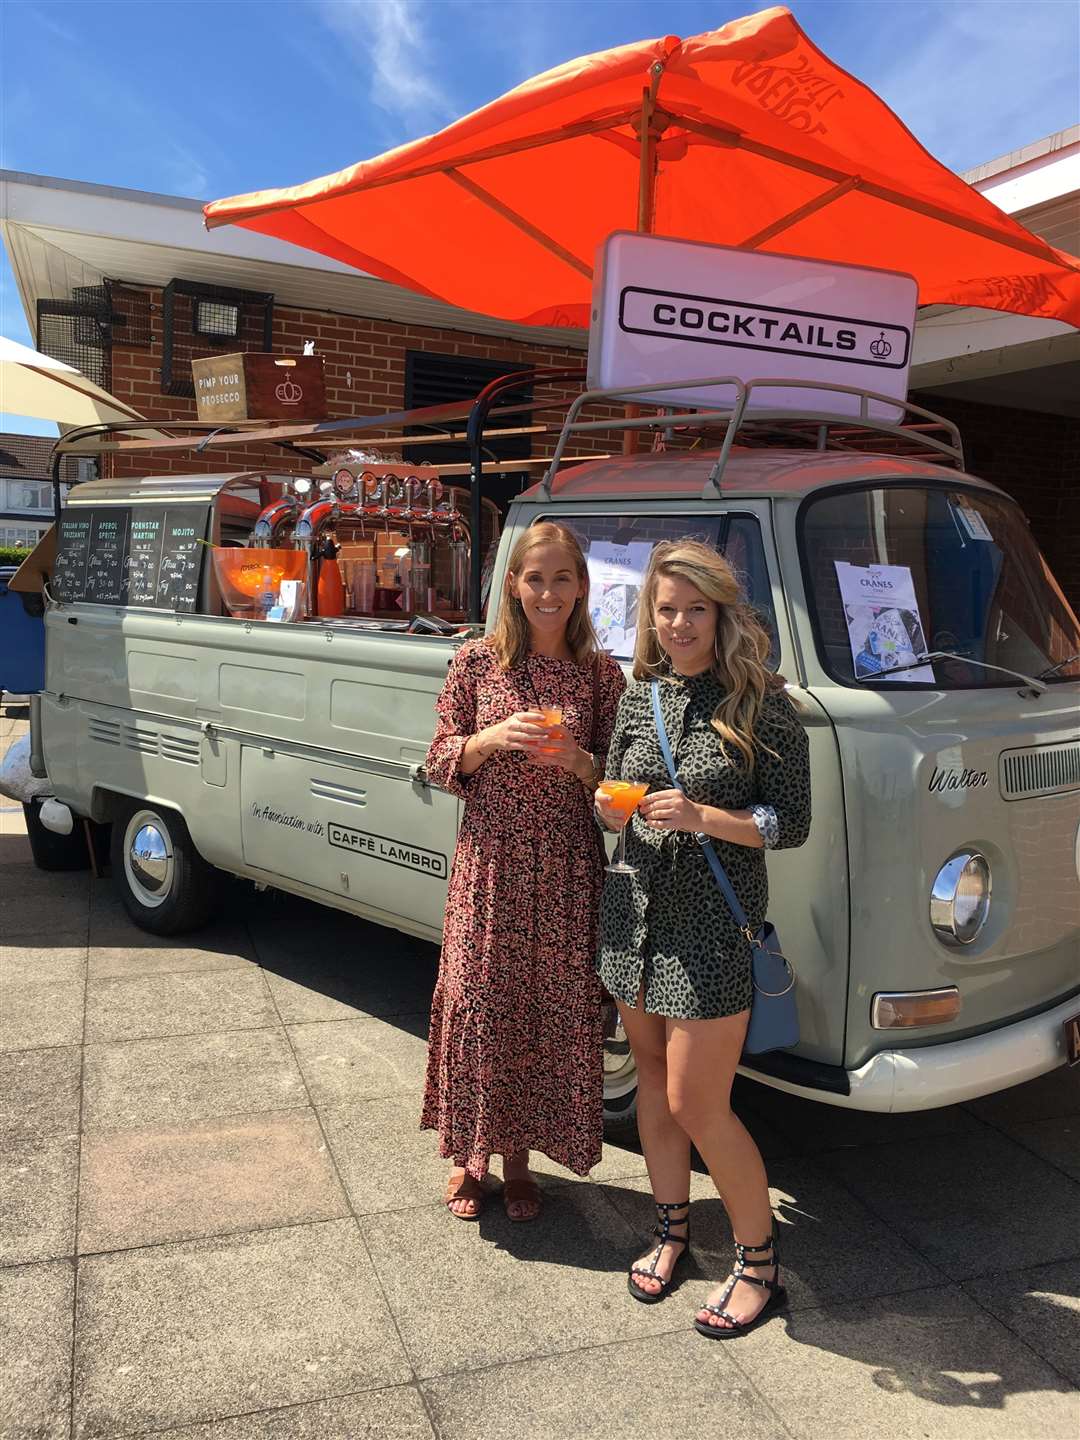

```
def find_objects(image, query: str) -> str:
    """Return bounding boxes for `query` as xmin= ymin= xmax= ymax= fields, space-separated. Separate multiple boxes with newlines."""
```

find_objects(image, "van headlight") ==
xmin=929 ymin=851 xmax=991 ymax=946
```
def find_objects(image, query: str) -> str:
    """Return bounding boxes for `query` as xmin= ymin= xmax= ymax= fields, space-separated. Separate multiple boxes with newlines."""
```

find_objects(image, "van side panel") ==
xmin=764 ymin=689 xmax=850 ymax=1065
xmin=42 ymin=606 xmax=461 ymax=941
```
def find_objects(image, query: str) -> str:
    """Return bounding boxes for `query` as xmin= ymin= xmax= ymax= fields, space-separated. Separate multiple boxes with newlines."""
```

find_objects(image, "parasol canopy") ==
xmin=205 ymin=6 xmax=1080 ymax=331
xmin=0 ymin=336 xmax=160 ymax=432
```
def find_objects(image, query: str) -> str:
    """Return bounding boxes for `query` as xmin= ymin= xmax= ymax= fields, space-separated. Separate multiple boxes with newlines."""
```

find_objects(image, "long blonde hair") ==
xmin=633 ymin=539 xmax=776 ymax=770
xmin=489 ymin=521 xmax=600 ymax=670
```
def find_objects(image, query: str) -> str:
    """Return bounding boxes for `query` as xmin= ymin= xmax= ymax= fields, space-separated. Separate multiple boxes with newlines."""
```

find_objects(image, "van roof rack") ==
xmin=540 ymin=376 xmax=964 ymax=498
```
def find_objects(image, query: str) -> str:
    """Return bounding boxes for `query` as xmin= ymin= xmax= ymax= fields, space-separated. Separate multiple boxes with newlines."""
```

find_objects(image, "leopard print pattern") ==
xmin=597 ymin=671 xmax=811 ymax=1020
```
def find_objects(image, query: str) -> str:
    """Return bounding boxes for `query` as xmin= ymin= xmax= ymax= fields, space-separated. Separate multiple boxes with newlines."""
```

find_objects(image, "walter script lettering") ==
xmin=928 ymin=768 xmax=989 ymax=794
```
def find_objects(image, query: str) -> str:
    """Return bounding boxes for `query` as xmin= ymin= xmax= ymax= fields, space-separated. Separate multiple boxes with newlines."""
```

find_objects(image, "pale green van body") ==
xmin=32 ymin=448 xmax=1080 ymax=1116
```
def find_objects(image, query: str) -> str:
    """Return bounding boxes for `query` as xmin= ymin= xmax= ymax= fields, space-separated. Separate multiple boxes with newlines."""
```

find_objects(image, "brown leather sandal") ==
xmin=502 ymin=1176 xmax=542 ymax=1222
xmin=444 ymin=1170 xmax=487 ymax=1221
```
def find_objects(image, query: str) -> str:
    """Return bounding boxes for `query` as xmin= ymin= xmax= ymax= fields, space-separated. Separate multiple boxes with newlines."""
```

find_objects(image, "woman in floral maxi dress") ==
xmin=422 ymin=522 xmax=624 ymax=1220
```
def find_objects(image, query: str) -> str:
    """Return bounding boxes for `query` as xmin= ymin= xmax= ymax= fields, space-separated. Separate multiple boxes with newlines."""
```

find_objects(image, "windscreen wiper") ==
xmin=1036 ymin=653 xmax=1080 ymax=681
xmin=855 ymin=650 xmax=1047 ymax=693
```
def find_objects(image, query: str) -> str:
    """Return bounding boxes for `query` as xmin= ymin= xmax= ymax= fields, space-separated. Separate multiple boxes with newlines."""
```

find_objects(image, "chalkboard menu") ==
xmin=53 ymin=504 xmax=210 ymax=611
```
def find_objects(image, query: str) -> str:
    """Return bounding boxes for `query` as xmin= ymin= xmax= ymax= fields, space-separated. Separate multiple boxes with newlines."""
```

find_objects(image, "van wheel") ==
xmin=602 ymin=1008 xmax=639 ymax=1144
xmin=22 ymin=799 xmax=91 ymax=872
xmin=110 ymin=802 xmax=221 ymax=935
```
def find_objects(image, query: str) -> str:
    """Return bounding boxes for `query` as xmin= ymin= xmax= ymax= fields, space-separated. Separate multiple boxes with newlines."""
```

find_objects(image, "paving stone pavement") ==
xmin=1 ymin=707 xmax=1078 ymax=1440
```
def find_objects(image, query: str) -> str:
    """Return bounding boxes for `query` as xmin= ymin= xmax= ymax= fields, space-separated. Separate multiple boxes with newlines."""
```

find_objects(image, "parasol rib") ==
xmin=738 ymin=176 xmax=862 ymax=249
xmin=678 ymin=115 xmax=1061 ymax=267
xmin=444 ymin=170 xmax=593 ymax=278
xmin=205 ymin=112 xmax=640 ymax=228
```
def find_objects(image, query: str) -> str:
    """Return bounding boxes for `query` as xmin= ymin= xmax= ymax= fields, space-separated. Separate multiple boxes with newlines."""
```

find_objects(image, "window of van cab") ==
xmin=800 ymin=484 xmax=1080 ymax=688
xmin=553 ymin=513 xmax=779 ymax=667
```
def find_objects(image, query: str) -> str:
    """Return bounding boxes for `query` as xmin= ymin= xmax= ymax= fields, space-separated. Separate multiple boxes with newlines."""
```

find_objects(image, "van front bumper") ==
xmin=738 ymin=991 xmax=1079 ymax=1112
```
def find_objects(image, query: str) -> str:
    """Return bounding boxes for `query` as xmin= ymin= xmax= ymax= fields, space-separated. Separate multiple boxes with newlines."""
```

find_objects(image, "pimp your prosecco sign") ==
xmin=587 ymin=233 xmax=917 ymax=419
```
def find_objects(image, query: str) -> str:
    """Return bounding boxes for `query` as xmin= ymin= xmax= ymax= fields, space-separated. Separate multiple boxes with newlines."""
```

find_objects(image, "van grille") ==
xmin=160 ymin=734 xmax=199 ymax=766
xmin=87 ymin=716 xmax=121 ymax=747
xmin=1000 ymin=741 xmax=1080 ymax=800
xmin=87 ymin=717 xmax=198 ymax=767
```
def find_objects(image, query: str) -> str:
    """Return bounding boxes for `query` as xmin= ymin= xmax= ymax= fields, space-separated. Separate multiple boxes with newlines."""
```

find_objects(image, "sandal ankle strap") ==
xmin=734 ymin=1236 xmax=778 ymax=1265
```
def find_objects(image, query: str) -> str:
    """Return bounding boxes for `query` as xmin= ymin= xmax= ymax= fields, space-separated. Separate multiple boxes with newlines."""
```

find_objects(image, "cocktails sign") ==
xmin=588 ymin=234 xmax=918 ymax=419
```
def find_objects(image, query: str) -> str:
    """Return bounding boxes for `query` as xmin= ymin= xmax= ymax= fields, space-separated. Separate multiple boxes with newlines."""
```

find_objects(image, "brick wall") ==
xmin=913 ymin=391 xmax=1080 ymax=611
xmin=107 ymin=288 xmax=620 ymax=484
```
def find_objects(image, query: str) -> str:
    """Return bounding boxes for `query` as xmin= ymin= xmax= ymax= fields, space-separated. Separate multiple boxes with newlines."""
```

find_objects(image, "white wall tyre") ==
xmin=110 ymin=801 xmax=221 ymax=936
xmin=602 ymin=1007 xmax=639 ymax=1143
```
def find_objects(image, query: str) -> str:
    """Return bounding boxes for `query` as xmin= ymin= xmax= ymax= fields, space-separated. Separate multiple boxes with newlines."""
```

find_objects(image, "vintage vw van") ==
xmin=17 ymin=380 xmax=1080 ymax=1126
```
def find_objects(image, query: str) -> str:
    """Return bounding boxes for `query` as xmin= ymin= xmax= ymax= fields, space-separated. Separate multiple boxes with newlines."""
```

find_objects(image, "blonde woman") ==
xmin=423 ymin=522 xmax=624 ymax=1221
xmin=595 ymin=540 xmax=810 ymax=1336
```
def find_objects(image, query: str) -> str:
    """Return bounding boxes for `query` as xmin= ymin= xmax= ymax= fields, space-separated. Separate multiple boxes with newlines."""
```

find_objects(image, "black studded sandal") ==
xmin=627 ymin=1200 xmax=691 ymax=1305
xmin=694 ymin=1232 xmax=787 ymax=1339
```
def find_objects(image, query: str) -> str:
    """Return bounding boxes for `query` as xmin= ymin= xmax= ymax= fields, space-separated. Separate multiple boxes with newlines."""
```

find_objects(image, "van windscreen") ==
xmin=555 ymin=512 xmax=778 ymax=666
xmin=800 ymin=485 xmax=1080 ymax=688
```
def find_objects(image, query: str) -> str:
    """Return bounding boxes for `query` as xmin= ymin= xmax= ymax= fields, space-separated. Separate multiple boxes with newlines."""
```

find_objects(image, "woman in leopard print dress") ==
xmin=595 ymin=540 xmax=810 ymax=1338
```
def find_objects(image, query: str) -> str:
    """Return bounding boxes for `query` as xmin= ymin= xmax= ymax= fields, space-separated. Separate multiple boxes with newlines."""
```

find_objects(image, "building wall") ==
xmin=912 ymin=391 xmax=1080 ymax=609
xmin=106 ymin=289 xmax=617 ymax=483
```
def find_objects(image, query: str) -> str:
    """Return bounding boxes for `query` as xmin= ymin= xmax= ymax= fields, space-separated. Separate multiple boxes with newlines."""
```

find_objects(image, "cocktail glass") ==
xmin=596 ymin=780 xmax=649 ymax=875
xmin=537 ymin=705 xmax=563 ymax=755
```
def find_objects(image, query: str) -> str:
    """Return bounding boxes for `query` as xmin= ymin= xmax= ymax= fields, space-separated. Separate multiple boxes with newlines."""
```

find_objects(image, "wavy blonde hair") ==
xmin=489 ymin=521 xmax=600 ymax=670
xmin=634 ymin=539 xmax=777 ymax=770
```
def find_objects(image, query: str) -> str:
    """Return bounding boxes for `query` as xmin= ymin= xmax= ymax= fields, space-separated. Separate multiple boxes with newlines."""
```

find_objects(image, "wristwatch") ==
xmin=582 ymin=750 xmax=603 ymax=790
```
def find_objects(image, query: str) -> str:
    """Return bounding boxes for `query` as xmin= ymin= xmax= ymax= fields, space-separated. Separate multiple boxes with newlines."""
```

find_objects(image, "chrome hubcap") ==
xmin=124 ymin=811 xmax=174 ymax=907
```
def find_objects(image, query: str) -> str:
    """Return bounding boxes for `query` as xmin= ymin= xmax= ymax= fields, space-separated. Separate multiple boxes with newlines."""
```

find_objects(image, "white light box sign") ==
xmin=587 ymin=233 xmax=918 ymax=421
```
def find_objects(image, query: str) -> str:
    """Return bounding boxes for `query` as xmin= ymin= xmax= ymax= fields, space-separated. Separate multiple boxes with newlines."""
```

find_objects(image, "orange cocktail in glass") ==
xmin=536 ymin=705 xmax=563 ymax=755
xmin=596 ymin=780 xmax=649 ymax=874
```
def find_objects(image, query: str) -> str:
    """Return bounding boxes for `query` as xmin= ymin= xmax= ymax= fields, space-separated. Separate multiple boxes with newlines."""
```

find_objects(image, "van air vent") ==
xmin=87 ymin=716 xmax=122 ymax=747
xmin=1000 ymin=741 xmax=1080 ymax=800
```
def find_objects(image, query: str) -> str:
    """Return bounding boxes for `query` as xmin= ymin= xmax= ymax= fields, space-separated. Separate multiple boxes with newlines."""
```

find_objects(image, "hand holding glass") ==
xmin=596 ymin=780 xmax=650 ymax=874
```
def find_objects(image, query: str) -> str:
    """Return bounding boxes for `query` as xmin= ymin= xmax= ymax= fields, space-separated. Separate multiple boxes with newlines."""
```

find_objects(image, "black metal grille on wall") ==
xmin=35 ymin=282 xmax=154 ymax=391
xmin=36 ymin=285 xmax=112 ymax=389
xmin=160 ymin=279 xmax=273 ymax=397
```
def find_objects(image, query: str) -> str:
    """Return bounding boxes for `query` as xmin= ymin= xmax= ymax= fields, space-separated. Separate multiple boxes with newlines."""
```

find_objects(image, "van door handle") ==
xmin=408 ymin=763 xmax=429 ymax=787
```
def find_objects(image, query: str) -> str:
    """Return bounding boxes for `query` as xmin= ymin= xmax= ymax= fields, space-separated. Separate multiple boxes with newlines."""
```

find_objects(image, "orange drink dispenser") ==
xmin=211 ymin=547 xmax=306 ymax=618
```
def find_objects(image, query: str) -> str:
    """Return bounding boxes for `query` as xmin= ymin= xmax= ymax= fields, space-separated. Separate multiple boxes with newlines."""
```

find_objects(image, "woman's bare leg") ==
xmin=665 ymin=1011 xmax=777 ymax=1328
xmin=618 ymin=999 xmax=691 ymax=1294
xmin=502 ymin=1149 xmax=540 ymax=1220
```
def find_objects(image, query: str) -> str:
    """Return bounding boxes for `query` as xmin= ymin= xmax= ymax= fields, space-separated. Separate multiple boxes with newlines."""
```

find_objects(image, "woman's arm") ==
xmin=425 ymin=644 xmax=549 ymax=793
xmin=747 ymin=688 xmax=811 ymax=850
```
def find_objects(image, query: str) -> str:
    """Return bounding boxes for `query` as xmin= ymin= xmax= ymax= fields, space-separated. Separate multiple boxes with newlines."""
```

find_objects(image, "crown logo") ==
xmin=275 ymin=379 xmax=303 ymax=404
xmin=869 ymin=331 xmax=892 ymax=358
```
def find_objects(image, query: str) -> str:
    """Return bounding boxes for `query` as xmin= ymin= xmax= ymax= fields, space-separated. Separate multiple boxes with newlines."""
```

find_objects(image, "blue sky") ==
xmin=2 ymin=0 xmax=1078 ymax=433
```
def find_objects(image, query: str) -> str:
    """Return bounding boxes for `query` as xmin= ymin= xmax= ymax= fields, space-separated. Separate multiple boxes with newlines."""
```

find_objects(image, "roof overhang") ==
xmin=0 ymin=169 xmax=587 ymax=351
xmin=3 ymin=152 xmax=1076 ymax=416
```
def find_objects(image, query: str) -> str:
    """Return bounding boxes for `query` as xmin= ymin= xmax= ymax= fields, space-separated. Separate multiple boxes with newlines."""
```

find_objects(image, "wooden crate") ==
xmin=192 ymin=353 xmax=327 ymax=422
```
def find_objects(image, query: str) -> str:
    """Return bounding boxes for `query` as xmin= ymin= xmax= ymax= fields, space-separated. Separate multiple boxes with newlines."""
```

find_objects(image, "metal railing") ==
xmin=540 ymin=377 xmax=965 ymax=498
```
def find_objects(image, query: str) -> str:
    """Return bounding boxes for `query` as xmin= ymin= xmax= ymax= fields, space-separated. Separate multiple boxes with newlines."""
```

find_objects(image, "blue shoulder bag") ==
xmin=649 ymin=680 xmax=799 ymax=1055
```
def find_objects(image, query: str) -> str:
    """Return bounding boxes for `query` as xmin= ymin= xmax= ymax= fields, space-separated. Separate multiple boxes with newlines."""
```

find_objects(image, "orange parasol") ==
xmin=206 ymin=6 xmax=1080 ymax=330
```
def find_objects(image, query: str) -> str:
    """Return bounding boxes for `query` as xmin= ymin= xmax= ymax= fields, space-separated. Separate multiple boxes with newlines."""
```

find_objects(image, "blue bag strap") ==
xmin=649 ymin=680 xmax=754 ymax=940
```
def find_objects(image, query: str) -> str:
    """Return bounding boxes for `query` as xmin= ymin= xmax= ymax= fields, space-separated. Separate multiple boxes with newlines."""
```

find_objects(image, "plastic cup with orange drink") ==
xmin=536 ymin=705 xmax=564 ymax=756
xmin=596 ymin=780 xmax=650 ymax=874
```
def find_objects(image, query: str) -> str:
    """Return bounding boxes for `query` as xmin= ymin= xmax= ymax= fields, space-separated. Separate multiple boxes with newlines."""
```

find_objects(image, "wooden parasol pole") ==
xmin=624 ymin=61 xmax=667 ymax=454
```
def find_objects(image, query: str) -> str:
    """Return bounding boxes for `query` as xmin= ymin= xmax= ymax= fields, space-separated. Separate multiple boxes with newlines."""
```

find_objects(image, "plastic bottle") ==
xmin=254 ymin=565 xmax=276 ymax=620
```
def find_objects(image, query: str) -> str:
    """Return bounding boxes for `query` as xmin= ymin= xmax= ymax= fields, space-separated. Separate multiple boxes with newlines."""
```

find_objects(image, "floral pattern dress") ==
xmin=421 ymin=638 xmax=625 ymax=1179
